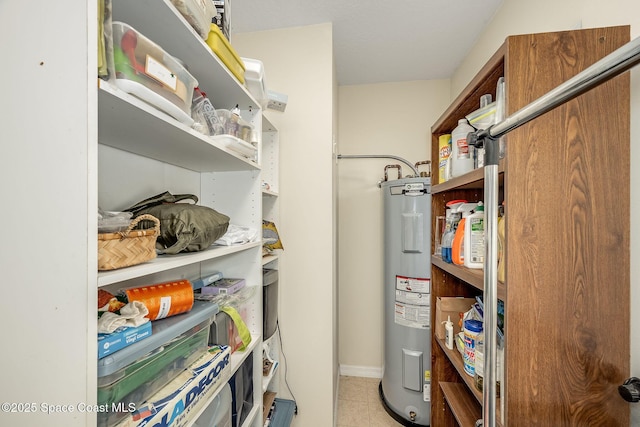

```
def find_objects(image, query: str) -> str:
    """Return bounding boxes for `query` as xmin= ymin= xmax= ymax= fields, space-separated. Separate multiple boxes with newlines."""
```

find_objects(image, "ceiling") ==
xmin=230 ymin=0 xmax=504 ymax=86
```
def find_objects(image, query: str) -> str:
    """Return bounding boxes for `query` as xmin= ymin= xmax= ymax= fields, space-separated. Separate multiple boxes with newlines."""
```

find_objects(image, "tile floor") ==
xmin=336 ymin=376 xmax=405 ymax=427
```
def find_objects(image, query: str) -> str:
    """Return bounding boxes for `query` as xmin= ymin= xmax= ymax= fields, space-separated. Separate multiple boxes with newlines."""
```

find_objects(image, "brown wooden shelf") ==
xmin=440 ymin=382 xmax=481 ymax=427
xmin=436 ymin=338 xmax=503 ymax=426
xmin=432 ymin=160 xmax=504 ymax=194
xmin=436 ymin=338 xmax=481 ymax=401
xmin=430 ymin=25 xmax=631 ymax=427
xmin=432 ymin=255 xmax=506 ymax=301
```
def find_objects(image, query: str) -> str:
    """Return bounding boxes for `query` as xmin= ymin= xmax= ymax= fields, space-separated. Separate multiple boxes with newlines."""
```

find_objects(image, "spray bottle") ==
xmin=464 ymin=201 xmax=485 ymax=269
xmin=451 ymin=203 xmax=478 ymax=265
xmin=441 ymin=200 xmax=467 ymax=263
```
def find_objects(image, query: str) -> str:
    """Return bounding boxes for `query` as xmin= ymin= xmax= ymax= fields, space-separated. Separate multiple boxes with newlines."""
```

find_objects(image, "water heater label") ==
xmin=396 ymin=275 xmax=430 ymax=293
xmin=394 ymin=275 xmax=430 ymax=328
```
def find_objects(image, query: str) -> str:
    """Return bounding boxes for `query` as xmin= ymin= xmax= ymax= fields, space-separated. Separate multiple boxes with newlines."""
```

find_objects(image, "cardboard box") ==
xmin=435 ymin=297 xmax=475 ymax=340
xmin=117 ymin=345 xmax=231 ymax=427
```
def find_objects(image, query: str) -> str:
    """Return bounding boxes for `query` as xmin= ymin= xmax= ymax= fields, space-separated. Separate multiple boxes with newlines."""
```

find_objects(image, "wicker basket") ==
xmin=98 ymin=214 xmax=160 ymax=271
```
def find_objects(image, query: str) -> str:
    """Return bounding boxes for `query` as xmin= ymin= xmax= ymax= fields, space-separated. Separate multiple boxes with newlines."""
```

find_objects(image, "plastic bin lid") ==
xmin=98 ymin=301 xmax=218 ymax=377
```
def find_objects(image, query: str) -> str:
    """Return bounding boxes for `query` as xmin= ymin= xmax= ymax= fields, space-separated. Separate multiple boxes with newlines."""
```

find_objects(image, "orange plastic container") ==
xmin=125 ymin=280 xmax=194 ymax=320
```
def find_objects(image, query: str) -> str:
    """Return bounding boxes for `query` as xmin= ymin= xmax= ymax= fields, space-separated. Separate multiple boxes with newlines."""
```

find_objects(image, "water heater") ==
xmin=379 ymin=176 xmax=431 ymax=426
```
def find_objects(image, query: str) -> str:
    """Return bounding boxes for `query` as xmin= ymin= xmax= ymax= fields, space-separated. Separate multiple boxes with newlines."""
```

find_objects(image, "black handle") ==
xmin=619 ymin=377 xmax=640 ymax=402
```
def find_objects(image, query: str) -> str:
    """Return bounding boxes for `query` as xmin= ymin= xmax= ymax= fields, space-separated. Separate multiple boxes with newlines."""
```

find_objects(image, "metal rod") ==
xmin=474 ymin=35 xmax=640 ymax=427
xmin=337 ymin=154 xmax=420 ymax=176
xmin=489 ymin=35 xmax=640 ymax=140
xmin=482 ymin=149 xmax=500 ymax=427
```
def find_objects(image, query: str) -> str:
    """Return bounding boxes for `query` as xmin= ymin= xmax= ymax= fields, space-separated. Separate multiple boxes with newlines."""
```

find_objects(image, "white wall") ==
xmin=336 ymin=81 xmax=450 ymax=375
xmin=0 ymin=1 xmax=96 ymax=426
xmin=233 ymin=23 xmax=337 ymax=427
xmin=452 ymin=0 xmax=640 ymax=424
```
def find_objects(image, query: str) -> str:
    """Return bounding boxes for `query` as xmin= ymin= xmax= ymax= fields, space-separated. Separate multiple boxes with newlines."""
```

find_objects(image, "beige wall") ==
xmin=452 ymin=0 xmax=640 ymax=424
xmin=337 ymin=81 xmax=450 ymax=374
xmin=233 ymin=23 xmax=337 ymax=427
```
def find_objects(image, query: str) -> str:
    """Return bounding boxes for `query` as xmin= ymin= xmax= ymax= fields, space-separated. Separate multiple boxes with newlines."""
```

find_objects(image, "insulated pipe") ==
xmin=470 ymin=35 xmax=640 ymax=427
xmin=337 ymin=154 xmax=420 ymax=176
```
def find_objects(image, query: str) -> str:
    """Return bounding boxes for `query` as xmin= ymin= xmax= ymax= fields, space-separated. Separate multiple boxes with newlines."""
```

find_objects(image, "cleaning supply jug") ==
xmin=451 ymin=203 xmax=476 ymax=265
xmin=450 ymin=119 xmax=475 ymax=178
xmin=464 ymin=201 xmax=484 ymax=269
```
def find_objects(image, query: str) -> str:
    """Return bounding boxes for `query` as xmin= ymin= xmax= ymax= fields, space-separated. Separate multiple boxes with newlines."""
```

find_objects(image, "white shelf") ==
xmin=262 ymin=189 xmax=279 ymax=197
xmin=98 ymin=81 xmax=260 ymax=172
xmin=261 ymin=254 xmax=280 ymax=266
xmin=230 ymin=332 xmax=261 ymax=372
xmin=98 ymin=241 xmax=262 ymax=287
xmin=240 ymin=403 xmax=261 ymax=427
xmin=262 ymin=361 xmax=279 ymax=393
xmin=94 ymin=2 xmax=271 ymax=427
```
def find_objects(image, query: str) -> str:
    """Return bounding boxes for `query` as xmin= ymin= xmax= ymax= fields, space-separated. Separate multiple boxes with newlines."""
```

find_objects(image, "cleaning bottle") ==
xmin=451 ymin=203 xmax=477 ymax=265
xmin=441 ymin=200 xmax=467 ymax=263
xmin=464 ymin=201 xmax=484 ymax=269
xmin=441 ymin=209 xmax=453 ymax=261
xmin=438 ymin=134 xmax=452 ymax=183
xmin=450 ymin=118 xmax=475 ymax=178
xmin=443 ymin=315 xmax=454 ymax=350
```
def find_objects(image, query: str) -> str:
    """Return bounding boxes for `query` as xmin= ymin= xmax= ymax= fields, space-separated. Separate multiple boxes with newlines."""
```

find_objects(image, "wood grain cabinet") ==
xmin=429 ymin=26 xmax=631 ymax=426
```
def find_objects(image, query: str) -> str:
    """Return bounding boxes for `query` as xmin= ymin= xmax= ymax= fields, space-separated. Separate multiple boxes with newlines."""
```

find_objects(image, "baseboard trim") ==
xmin=339 ymin=364 xmax=383 ymax=378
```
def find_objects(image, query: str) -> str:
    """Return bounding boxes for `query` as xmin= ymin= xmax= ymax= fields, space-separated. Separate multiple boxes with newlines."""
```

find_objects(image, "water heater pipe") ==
xmin=337 ymin=154 xmax=419 ymax=176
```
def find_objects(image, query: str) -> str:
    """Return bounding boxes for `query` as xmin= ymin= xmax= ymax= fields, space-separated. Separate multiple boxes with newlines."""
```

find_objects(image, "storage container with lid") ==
xmin=241 ymin=57 xmax=268 ymax=108
xmin=97 ymin=301 xmax=218 ymax=427
xmin=111 ymin=22 xmax=198 ymax=126
xmin=205 ymin=24 xmax=245 ymax=84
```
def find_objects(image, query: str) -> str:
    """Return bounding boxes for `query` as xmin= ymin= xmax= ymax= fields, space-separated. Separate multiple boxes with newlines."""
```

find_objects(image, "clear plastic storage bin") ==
xmin=97 ymin=301 xmax=218 ymax=427
xmin=111 ymin=21 xmax=198 ymax=126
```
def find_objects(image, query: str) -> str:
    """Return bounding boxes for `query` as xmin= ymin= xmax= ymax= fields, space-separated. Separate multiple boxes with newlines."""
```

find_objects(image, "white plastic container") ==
xmin=463 ymin=319 xmax=483 ymax=376
xmin=443 ymin=316 xmax=454 ymax=350
xmin=170 ymin=0 xmax=217 ymax=40
xmin=450 ymin=119 xmax=475 ymax=177
xmin=464 ymin=201 xmax=485 ymax=269
xmin=241 ymin=57 xmax=268 ymax=108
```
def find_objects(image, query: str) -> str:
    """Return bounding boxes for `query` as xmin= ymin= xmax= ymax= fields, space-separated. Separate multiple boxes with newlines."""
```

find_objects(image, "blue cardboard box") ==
xmin=98 ymin=321 xmax=153 ymax=359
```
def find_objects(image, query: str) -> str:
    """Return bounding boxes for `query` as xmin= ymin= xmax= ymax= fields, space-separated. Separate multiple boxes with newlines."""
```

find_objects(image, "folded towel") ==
xmin=214 ymin=224 xmax=259 ymax=246
xmin=98 ymin=301 xmax=150 ymax=333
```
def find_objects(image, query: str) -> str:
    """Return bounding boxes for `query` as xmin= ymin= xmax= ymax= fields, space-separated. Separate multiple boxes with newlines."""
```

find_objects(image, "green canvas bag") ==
xmin=125 ymin=191 xmax=230 ymax=255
